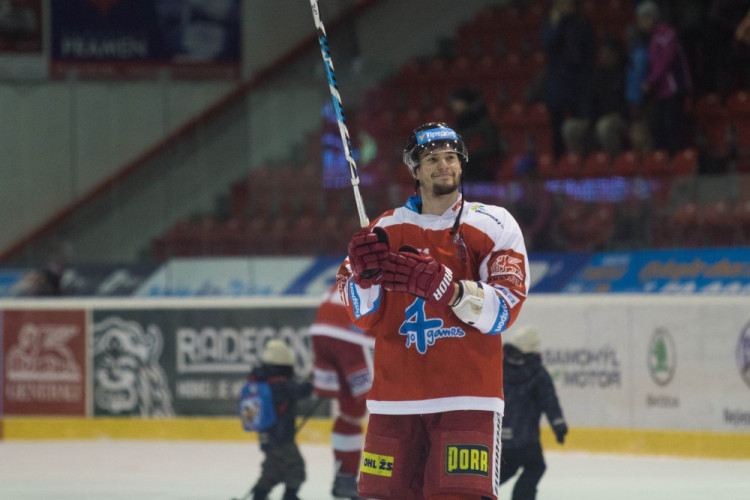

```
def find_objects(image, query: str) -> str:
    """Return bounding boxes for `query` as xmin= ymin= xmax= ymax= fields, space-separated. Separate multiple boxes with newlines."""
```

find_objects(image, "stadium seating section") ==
xmin=152 ymin=0 xmax=750 ymax=259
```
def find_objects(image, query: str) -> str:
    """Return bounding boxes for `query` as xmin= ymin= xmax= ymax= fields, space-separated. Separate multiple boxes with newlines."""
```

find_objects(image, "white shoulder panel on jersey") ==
xmin=383 ymin=206 xmax=458 ymax=231
xmin=461 ymin=202 xmax=523 ymax=244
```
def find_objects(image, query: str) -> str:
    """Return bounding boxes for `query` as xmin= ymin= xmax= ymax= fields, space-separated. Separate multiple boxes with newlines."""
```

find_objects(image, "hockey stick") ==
xmin=309 ymin=0 xmax=370 ymax=228
xmin=295 ymin=396 xmax=325 ymax=434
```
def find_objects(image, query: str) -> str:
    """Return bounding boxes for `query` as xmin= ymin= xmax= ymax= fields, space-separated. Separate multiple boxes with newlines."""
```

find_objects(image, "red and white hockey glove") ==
xmin=381 ymin=246 xmax=456 ymax=308
xmin=347 ymin=227 xmax=389 ymax=288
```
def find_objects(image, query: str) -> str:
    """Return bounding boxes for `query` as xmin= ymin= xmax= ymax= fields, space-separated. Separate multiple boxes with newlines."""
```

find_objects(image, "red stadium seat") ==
xmin=693 ymin=93 xmax=731 ymax=158
xmin=525 ymin=103 xmax=554 ymax=156
xmin=284 ymin=215 xmax=325 ymax=255
xmin=497 ymin=155 xmax=520 ymax=182
xmin=556 ymin=152 xmax=584 ymax=179
xmin=734 ymin=199 xmax=750 ymax=245
xmin=556 ymin=198 xmax=590 ymax=250
xmin=213 ymin=218 xmax=252 ymax=256
xmin=581 ymin=152 xmax=612 ymax=178
xmin=456 ymin=24 xmax=483 ymax=60
xmin=641 ymin=150 xmax=671 ymax=178
xmin=497 ymin=101 xmax=527 ymax=156
xmin=445 ymin=56 xmax=472 ymax=89
xmin=536 ymin=153 xmax=557 ymax=179
xmin=246 ymin=166 xmax=275 ymax=217
xmin=585 ymin=203 xmax=617 ymax=249
xmin=670 ymin=148 xmax=699 ymax=177
xmin=670 ymin=202 xmax=702 ymax=248
xmin=726 ymin=90 xmax=750 ymax=158
xmin=612 ymin=150 xmax=640 ymax=177
xmin=702 ymin=200 xmax=737 ymax=247
xmin=556 ymin=199 xmax=615 ymax=251
xmin=471 ymin=5 xmax=504 ymax=32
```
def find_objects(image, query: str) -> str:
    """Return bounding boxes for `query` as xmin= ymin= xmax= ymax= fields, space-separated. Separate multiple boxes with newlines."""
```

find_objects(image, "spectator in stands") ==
xmin=733 ymin=1 xmax=750 ymax=44
xmin=447 ymin=87 xmax=505 ymax=182
xmin=637 ymin=1 xmax=693 ymax=154
xmin=513 ymin=175 xmax=555 ymax=251
xmin=541 ymin=0 xmax=597 ymax=158
xmin=591 ymin=38 xmax=630 ymax=155
xmin=625 ymin=23 xmax=654 ymax=153
xmin=706 ymin=0 xmax=750 ymax=97
xmin=563 ymin=37 xmax=630 ymax=156
xmin=8 ymin=241 xmax=70 ymax=297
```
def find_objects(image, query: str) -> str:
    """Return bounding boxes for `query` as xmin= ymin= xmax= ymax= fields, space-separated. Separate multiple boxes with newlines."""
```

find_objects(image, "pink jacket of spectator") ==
xmin=646 ymin=22 xmax=692 ymax=99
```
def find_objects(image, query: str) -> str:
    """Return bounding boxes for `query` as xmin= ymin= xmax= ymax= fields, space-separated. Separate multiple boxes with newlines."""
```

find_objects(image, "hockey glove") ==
xmin=381 ymin=246 xmax=456 ymax=308
xmin=347 ymin=227 xmax=389 ymax=288
xmin=451 ymin=280 xmax=485 ymax=325
xmin=552 ymin=421 xmax=568 ymax=444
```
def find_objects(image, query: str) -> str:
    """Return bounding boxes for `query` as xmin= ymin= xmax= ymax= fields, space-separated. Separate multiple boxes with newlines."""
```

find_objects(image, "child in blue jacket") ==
xmin=248 ymin=339 xmax=313 ymax=500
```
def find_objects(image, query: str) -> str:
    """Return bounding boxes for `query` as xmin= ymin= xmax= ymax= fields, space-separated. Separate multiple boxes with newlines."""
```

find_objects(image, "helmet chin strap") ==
xmin=450 ymin=174 xmax=464 ymax=236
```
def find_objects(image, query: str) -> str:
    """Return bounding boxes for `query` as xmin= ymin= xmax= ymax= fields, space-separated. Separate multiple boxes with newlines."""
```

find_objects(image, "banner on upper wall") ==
xmin=1 ymin=309 xmax=87 ymax=416
xmin=132 ymin=254 xmax=583 ymax=298
xmin=0 ymin=0 xmax=47 ymax=79
xmin=528 ymin=252 xmax=590 ymax=292
xmin=49 ymin=0 xmax=241 ymax=79
xmin=0 ymin=0 xmax=43 ymax=53
xmin=563 ymin=248 xmax=750 ymax=294
xmin=133 ymin=257 xmax=342 ymax=297
xmin=0 ymin=271 xmax=26 ymax=298
xmin=91 ymin=306 xmax=317 ymax=417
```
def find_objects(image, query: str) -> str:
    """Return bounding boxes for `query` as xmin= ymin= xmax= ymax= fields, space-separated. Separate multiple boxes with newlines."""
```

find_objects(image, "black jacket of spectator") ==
xmin=249 ymin=365 xmax=313 ymax=452
xmin=502 ymin=346 xmax=567 ymax=449
xmin=449 ymin=87 xmax=504 ymax=182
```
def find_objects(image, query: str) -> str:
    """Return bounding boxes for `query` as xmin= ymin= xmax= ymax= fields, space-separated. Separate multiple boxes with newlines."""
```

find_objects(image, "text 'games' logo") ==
xmin=648 ymin=327 xmax=676 ymax=386
xmin=399 ymin=299 xmax=465 ymax=354
xmin=737 ymin=321 xmax=750 ymax=389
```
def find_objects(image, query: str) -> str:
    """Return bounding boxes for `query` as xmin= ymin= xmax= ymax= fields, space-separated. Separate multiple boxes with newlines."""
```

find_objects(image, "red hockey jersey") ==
xmin=309 ymin=285 xmax=374 ymax=346
xmin=337 ymin=196 xmax=529 ymax=416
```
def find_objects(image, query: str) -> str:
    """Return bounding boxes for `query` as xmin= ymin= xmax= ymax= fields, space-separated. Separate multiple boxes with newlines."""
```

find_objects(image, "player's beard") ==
xmin=431 ymin=174 xmax=459 ymax=196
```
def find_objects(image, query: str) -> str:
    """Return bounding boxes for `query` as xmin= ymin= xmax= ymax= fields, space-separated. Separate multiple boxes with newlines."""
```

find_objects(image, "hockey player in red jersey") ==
xmin=310 ymin=284 xmax=374 ymax=500
xmin=337 ymin=122 xmax=530 ymax=500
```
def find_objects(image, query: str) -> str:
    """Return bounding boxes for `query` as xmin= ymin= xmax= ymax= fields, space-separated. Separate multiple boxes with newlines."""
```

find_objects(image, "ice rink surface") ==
xmin=1 ymin=440 xmax=749 ymax=500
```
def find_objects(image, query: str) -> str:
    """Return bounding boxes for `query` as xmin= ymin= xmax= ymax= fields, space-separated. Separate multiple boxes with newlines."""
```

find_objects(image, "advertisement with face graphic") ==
xmin=92 ymin=307 xmax=316 ymax=416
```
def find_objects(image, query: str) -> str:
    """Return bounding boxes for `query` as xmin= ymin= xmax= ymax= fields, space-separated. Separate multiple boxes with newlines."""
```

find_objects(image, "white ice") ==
xmin=1 ymin=440 xmax=749 ymax=500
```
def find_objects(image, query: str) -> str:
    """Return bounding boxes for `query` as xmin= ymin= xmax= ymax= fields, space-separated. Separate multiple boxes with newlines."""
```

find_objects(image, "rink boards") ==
xmin=0 ymin=295 xmax=749 ymax=460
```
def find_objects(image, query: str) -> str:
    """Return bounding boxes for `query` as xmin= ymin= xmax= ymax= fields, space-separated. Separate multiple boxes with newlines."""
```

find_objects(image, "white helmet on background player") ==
xmin=402 ymin=122 xmax=468 ymax=176
xmin=262 ymin=339 xmax=294 ymax=366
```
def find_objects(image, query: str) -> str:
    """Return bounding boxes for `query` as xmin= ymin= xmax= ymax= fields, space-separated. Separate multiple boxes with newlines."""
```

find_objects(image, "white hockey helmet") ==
xmin=504 ymin=326 xmax=541 ymax=354
xmin=262 ymin=339 xmax=294 ymax=366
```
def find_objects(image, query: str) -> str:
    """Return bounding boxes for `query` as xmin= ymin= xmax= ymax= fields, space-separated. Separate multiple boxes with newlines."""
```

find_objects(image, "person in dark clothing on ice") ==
xmin=246 ymin=339 xmax=314 ymax=500
xmin=500 ymin=326 xmax=568 ymax=500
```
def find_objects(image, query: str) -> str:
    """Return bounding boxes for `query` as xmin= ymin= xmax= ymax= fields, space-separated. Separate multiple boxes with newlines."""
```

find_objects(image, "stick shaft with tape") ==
xmin=309 ymin=0 xmax=369 ymax=228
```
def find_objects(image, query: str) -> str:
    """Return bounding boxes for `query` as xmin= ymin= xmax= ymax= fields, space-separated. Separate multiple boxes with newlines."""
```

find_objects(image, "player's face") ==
xmin=416 ymin=148 xmax=462 ymax=196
